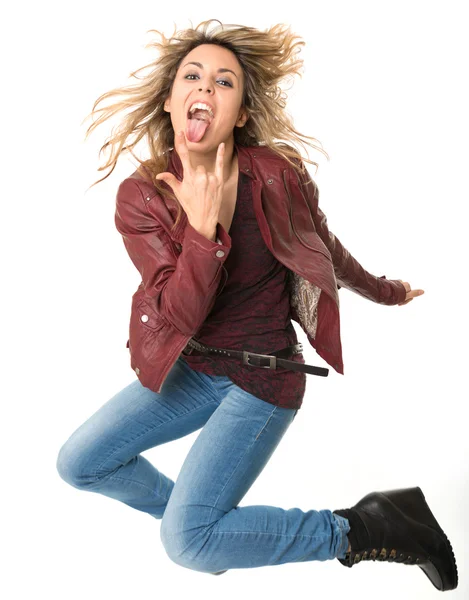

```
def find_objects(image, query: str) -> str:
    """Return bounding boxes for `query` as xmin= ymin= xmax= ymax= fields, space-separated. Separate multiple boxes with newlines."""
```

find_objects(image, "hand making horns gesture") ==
xmin=155 ymin=130 xmax=225 ymax=235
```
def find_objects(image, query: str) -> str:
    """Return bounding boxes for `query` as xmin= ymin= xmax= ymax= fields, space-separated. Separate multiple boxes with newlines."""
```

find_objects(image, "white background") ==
xmin=2 ymin=1 xmax=468 ymax=598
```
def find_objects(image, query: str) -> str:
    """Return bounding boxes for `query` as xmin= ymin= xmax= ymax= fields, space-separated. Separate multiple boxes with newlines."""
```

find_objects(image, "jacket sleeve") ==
xmin=294 ymin=163 xmax=407 ymax=305
xmin=114 ymin=178 xmax=231 ymax=335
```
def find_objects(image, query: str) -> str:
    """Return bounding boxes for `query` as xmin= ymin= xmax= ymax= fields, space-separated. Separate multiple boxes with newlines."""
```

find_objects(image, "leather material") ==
xmin=334 ymin=487 xmax=458 ymax=591
xmin=183 ymin=340 xmax=329 ymax=377
xmin=115 ymin=143 xmax=408 ymax=393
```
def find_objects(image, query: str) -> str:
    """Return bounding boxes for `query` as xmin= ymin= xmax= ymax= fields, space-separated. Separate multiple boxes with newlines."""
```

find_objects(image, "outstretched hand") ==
xmin=397 ymin=280 xmax=425 ymax=306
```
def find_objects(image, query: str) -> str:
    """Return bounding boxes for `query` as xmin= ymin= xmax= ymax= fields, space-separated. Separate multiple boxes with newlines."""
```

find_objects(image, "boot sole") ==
xmin=379 ymin=486 xmax=458 ymax=591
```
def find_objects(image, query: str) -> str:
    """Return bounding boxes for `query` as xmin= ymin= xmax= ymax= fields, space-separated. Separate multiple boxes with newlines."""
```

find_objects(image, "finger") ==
xmin=194 ymin=164 xmax=209 ymax=186
xmin=215 ymin=142 xmax=225 ymax=184
xmin=155 ymin=172 xmax=178 ymax=193
xmin=208 ymin=173 xmax=218 ymax=196
xmin=175 ymin=130 xmax=193 ymax=177
xmin=398 ymin=290 xmax=425 ymax=305
xmin=400 ymin=287 xmax=425 ymax=301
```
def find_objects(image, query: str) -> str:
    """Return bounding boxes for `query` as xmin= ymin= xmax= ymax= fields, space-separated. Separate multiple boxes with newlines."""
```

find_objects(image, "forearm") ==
xmin=294 ymin=164 xmax=407 ymax=305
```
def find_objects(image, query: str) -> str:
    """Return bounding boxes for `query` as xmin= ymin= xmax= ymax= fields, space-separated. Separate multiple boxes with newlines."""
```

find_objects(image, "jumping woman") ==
xmin=56 ymin=19 xmax=458 ymax=591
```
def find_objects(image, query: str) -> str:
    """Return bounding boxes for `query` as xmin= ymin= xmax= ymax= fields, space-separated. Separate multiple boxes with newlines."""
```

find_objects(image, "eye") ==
xmin=184 ymin=73 xmax=232 ymax=87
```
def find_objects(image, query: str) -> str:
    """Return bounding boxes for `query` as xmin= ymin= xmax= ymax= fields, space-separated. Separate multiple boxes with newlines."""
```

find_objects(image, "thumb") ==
xmin=155 ymin=172 xmax=178 ymax=191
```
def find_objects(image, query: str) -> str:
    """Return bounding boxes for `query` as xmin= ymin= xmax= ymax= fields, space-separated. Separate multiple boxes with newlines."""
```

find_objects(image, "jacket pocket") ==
xmin=127 ymin=293 xmax=167 ymax=382
xmin=135 ymin=298 xmax=166 ymax=332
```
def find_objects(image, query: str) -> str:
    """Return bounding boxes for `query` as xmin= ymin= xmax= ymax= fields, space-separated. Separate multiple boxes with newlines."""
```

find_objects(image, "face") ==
xmin=164 ymin=44 xmax=249 ymax=151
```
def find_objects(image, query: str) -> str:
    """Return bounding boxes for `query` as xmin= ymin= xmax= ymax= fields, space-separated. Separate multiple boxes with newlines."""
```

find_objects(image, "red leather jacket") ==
xmin=114 ymin=143 xmax=406 ymax=393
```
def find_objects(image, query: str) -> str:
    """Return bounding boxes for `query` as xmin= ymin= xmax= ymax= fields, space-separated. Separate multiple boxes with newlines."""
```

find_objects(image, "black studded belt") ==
xmin=182 ymin=338 xmax=329 ymax=377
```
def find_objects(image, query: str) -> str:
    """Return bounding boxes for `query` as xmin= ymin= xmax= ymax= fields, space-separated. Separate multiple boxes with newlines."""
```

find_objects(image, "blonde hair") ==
xmin=83 ymin=19 xmax=330 ymax=232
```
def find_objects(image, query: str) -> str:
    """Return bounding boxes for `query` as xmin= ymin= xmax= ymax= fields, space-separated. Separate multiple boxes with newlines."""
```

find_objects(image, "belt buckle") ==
xmin=242 ymin=351 xmax=277 ymax=369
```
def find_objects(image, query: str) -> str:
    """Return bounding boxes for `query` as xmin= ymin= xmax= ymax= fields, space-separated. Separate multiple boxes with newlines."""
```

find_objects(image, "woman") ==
xmin=56 ymin=20 xmax=457 ymax=591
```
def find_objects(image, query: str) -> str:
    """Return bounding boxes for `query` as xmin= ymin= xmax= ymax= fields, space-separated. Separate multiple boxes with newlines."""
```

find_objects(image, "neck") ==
xmin=184 ymin=139 xmax=238 ymax=185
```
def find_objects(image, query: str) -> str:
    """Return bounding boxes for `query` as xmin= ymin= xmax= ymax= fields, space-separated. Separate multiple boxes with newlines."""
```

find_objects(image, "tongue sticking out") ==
xmin=186 ymin=111 xmax=212 ymax=142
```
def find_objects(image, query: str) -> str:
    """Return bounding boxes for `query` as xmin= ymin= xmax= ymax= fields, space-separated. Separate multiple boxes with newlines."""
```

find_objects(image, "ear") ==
xmin=236 ymin=107 xmax=249 ymax=127
xmin=164 ymin=95 xmax=172 ymax=112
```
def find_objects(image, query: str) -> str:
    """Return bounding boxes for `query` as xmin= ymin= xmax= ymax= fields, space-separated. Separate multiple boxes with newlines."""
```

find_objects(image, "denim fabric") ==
xmin=57 ymin=356 xmax=350 ymax=573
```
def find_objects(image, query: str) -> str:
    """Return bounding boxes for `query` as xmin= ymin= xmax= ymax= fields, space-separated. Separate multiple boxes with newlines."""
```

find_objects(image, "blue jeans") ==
xmin=56 ymin=356 xmax=350 ymax=574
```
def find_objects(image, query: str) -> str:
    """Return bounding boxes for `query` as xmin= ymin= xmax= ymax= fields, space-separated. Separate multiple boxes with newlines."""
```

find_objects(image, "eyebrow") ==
xmin=182 ymin=61 xmax=238 ymax=79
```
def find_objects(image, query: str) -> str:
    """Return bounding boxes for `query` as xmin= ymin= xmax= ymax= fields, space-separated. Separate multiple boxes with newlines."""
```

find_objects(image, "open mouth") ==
xmin=185 ymin=109 xmax=213 ymax=142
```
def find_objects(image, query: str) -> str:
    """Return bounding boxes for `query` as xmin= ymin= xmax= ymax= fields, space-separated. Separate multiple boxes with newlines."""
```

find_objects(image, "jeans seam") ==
xmin=181 ymin=529 xmax=332 ymax=565
xmin=255 ymin=408 xmax=276 ymax=440
xmin=209 ymin=530 xmax=330 ymax=540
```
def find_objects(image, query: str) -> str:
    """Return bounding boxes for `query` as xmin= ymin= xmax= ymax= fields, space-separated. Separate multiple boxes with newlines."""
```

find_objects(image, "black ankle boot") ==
xmin=333 ymin=486 xmax=458 ymax=592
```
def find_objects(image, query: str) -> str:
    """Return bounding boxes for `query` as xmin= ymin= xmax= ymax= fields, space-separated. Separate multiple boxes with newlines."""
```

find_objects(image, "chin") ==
xmin=187 ymin=138 xmax=221 ymax=149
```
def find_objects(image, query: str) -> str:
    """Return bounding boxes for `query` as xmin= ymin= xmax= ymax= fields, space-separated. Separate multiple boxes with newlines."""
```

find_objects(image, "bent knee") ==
xmin=160 ymin=517 xmax=184 ymax=564
xmin=56 ymin=439 xmax=96 ymax=489
xmin=56 ymin=441 xmax=79 ymax=486
xmin=160 ymin=516 xmax=216 ymax=573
